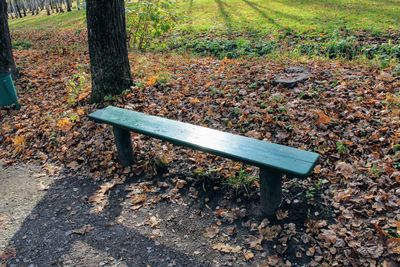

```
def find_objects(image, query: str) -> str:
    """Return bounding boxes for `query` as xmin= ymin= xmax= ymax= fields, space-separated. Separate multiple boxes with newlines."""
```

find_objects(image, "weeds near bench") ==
xmin=225 ymin=169 xmax=258 ymax=195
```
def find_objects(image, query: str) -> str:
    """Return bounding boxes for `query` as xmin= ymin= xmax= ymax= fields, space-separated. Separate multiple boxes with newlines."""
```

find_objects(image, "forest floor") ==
xmin=0 ymin=29 xmax=399 ymax=266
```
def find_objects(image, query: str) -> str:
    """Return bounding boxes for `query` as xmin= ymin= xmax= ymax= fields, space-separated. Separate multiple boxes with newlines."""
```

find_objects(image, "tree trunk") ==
xmin=86 ymin=0 xmax=133 ymax=103
xmin=0 ymin=0 xmax=16 ymax=75
xmin=66 ymin=0 xmax=71 ymax=12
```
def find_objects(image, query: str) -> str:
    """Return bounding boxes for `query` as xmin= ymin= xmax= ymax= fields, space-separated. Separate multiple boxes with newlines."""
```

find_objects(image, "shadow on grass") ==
xmin=214 ymin=0 xmax=233 ymax=33
xmin=241 ymin=0 xmax=281 ymax=27
xmin=5 ymin=174 xmax=210 ymax=266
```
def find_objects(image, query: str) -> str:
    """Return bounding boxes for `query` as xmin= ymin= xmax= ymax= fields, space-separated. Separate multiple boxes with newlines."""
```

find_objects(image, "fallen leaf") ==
xmin=204 ymin=224 xmax=220 ymax=239
xmin=335 ymin=161 xmax=354 ymax=179
xmin=314 ymin=109 xmax=331 ymax=125
xmin=11 ymin=135 xmax=25 ymax=153
xmin=212 ymin=243 xmax=242 ymax=254
xmin=189 ymin=97 xmax=201 ymax=104
xmin=243 ymin=250 xmax=254 ymax=261
xmin=131 ymin=194 xmax=146 ymax=205
xmin=72 ymin=224 xmax=94 ymax=235
xmin=276 ymin=209 xmax=288 ymax=220
xmin=146 ymin=76 xmax=157 ymax=86
xmin=175 ymin=179 xmax=187 ymax=189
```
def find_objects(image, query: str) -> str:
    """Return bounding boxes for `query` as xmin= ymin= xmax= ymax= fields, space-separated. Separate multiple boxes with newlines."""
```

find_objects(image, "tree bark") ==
xmin=66 ymin=0 xmax=71 ymax=12
xmin=86 ymin=0 xmax=133 ymax=103
xmin=0 ymin=0 xmax=16 ymax=75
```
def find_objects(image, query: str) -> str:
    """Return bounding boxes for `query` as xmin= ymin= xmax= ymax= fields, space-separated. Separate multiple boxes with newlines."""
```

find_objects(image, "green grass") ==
xmin=9 ymin=0 xmax=400 ymax=34
xmin=9 ymin=9 xmax=85 ymax=31
xmin=8 ymin=0 xmax=400 ymax=65
xmin=179 ymin=0 xmax=400 ymax=34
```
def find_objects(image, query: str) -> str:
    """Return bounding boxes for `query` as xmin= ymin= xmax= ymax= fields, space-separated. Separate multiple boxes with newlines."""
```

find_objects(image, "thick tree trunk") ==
xmin=0 ymin=0 xmax=16 ymax=75
xmin=86 ymin=0 xmax=133 ymax=103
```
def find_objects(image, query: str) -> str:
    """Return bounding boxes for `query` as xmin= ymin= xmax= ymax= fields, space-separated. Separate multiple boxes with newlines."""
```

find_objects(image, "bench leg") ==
xmin=259 ymin=168 xmax=282 ymax=217
xmin=112 ymin=126 xmax=134 ymax=166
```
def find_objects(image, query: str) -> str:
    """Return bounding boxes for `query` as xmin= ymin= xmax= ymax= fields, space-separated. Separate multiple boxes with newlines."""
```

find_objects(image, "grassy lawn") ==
xmin=9 ymin=9 xmax=86 ymax=31
xmin=9 ymin=0 xmax=400 ymax=34
xmin=8 ymin=0 xmax=400 ymax=66
xmin=179 ymin=0 xmax=400 ymax=34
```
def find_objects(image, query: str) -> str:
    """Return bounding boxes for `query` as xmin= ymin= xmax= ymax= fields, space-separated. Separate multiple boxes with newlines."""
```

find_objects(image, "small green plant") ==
xmin=278 ymin=106 xmax=287 ymax=113
xmin=325 ymin=38 xmax=358 ymax=59
xmin=66 ymin=68 xmax=88 ymax=106
xmin=271 ymin=95 xmax=284 ymax=103
xmin=306 ymin=179 xmax=328 ymax=199
xmin=258 ymin=101 xmax=267 ymax=108
xmin=336 ymin=142 xmax=348 ymax=155
xmin=232 ymin=107 xmax=241 ymax=116
xmin=12 ymin=39 xmax=32 ymax=50
xmin=394 ymin=64 xmax=400 ymax=76
xmin=156 ymin=72 xmax=171 ymax=86
xmin=209 ymin=87 xmax=224 ymax=97
xmin=392 ymin=144 xmax=400 ymax=152
xmin=69 ymin=113 xmax=79 ymax=123
xmin=393 ymin=162 xmax=400 ymax=170
xmin=225 ymin=169 xmax=258 ymax=194
xmin=249 ymin=82 xmax=258 ymax=89
xmin=192 ymin=167 xmax=219 ymax=192
xmin=369 ymin=164 xmax=382 ymax=178
xmin=134 ymin=81 xmax=145 ymax=89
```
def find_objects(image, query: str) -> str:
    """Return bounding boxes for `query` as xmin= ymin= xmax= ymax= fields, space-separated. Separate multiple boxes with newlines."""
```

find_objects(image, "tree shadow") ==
xmin=188 ymin=0 xmax=194 ymax=14
xmin=241 ymin=0 xmax=281 ymax=27
xmin=214 ymin=0 xmax=233 ymax=33
xmin=272 ymin=0 xmax=400 ymax=22
xmin=4 ymin=174 xmax=210 ymax=266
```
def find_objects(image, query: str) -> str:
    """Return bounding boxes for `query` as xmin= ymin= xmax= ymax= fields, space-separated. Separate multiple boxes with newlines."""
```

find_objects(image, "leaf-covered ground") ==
xmin=0 ymin=31 xmax=399 ymax=266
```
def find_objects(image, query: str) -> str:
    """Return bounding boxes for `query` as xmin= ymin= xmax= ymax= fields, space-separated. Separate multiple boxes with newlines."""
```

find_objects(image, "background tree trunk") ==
xmin=66 ymin=0 xmax=71 ymax=12
xmin=0 ymin=0 xmax=16 ymax=74
xmin=86 ymin=0 xmax=132 ymax=103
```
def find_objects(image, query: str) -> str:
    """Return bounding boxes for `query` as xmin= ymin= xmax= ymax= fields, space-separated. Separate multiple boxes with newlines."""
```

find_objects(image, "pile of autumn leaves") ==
xmin=0 ymin=42 xmax=399 ymax=265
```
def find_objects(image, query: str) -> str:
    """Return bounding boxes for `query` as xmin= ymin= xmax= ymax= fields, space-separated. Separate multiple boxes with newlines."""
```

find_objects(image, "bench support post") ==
xmin=112 ymin=126 xmax=134 ymax=166
xmin=259 ymin=168 xmax=282 ymax=217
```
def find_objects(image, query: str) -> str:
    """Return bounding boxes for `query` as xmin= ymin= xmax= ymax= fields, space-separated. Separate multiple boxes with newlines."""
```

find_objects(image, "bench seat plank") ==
xmin=89 ymin=106 xmax=319 ymax=177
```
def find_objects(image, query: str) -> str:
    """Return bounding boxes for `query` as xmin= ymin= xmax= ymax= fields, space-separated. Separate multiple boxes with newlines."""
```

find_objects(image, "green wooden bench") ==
xmin=89 ymin=106 xmax=319 ymax=216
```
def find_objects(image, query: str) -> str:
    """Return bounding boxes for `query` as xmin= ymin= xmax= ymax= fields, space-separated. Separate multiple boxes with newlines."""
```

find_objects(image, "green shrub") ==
xmin=126 ymin=0 xmax=179 ymax=50
xmin=181 ymin=38 xmax=278 ymax=59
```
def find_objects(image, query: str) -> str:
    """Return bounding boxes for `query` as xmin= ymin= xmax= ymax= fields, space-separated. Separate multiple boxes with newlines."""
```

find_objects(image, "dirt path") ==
xmin=0 ymin=162 xmax=213 ymax=267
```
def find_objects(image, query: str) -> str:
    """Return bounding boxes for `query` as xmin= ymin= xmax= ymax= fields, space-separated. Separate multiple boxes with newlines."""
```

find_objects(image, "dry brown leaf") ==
xmin=276 ymin=209 xmax=288 ymax=220
xmin=37 ymin=182 xmax=50 ymax=191
xmin=67 ymin=161 xmax=80 ymax=171
xmin=175 ymin=179 xmax=187 ymax=189
xmin=146 ymin=76 xmax=157 ymax=86
xmin=335 ymin=161 xmax=354 ymax=179
xmin=57 ymin=118 xmax=73 ymax=131
xmin=11 ymin=135 xmax=25 ymax=153
xmin=314 ymin=109 xmax=331 ymax=125
xmin=243 ymin=250 xmax=254 ymax=261
xmin=212 ymin=243 xmax=242 ymax=254
xmin=72 ymin=224 xmax=94 ymax=235
xmin=147 ymin=216 xmax=160 ymax=228
xmin=204 ymin=224 xmax=220 ymax=239
xmin=131 ymin=194 xmax=146 ymax=205
xmin=189 ymin=97 xmax=201 ymax=104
